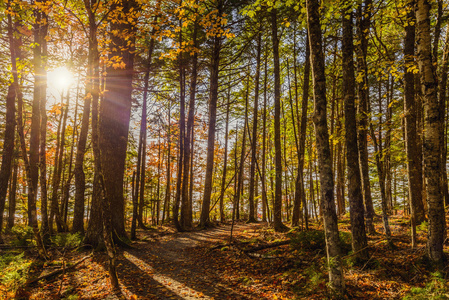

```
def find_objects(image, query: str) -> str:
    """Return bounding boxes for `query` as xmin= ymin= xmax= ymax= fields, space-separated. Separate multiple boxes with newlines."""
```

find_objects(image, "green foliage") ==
xmin=403 ymin=272 xmax=449 ymax=300
xmin=289 ymin=230 xmax=351 ymax=253
xmin=51 ymin=232 xmax=83 ymax=248
xmin=10 ymin=225 xmax=34 ymax=247
xmin=417 ymin=221 xmax=428 ymax=233
xmin=289 ymin=230 xmax=326 ymax=251
xmin=0 ymin=252 xmax=32 ymax=294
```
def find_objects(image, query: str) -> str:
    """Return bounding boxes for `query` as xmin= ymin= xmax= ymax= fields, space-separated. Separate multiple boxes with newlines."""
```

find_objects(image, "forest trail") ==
xmin=115 ymin=223 xmax=267 ymax=300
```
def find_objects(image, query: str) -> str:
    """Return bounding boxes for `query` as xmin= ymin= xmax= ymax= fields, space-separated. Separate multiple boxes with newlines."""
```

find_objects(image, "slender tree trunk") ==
xmin=61 ymin=91 xmax=78 ymax=230
xmin=356 ymin=0 xmax=376 ymax=234
xmin=438 ymin=27 xmax=449 ymax=207
xmin=173 ymin=32 xmax=186 ymax=231
xmin=0 ymin=8 xmax=18 ymax=242
xmin=200 ymin=1 xmax=222 ymax=227
xmin=271 ymin=9 xmax=287 ymax=232
xmin=181 ymin=21 xmax=198 ymax=230
xmin=248 ymin=32 xmax=262 ymax=223
xmin=342 ymin=7 xmax=369 ymax=261
xmin=416 ymin=0 xmax=446 ymax=266
xmin=307 ymin=0 xmax=344 ymax=291
xmin=262 ymin=43 xmax=268 ymax=223
xmin=17 ymin=69 xmax=47 ymax=259
xmin=219 ymin=88 xmax=230 ymax=223
xmin=8 ymin=153 xmax=18 ymax=230
xmin=162 ymin=105 xmax=172 ymax=224
xmin=236 ymin=74 xmax=250 ymax=221
xmin=84 ymin=2 xmax=102 ymax=248
xmin=50 ymin=94 xmax=69 ymax=233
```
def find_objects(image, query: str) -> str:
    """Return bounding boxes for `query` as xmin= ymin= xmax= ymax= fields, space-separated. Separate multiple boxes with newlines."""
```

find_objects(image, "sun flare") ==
xmin=47 ymin=66 xmax=74 ymax=92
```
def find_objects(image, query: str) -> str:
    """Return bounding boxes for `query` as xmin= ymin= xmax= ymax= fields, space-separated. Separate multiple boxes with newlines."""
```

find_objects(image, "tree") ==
xmin=416 ymin=0 xmax=446 ymax=266
xmin=403 ymin=0 xmax=424 ymax=248
xmin=271 ymin=8 xmax=287 ymax=232
xmin=0 ymin=1 xmax=18 ymax=242
xmin=99 ymin=0 xmax=138 ymax=240
xmin=307 ymin=0 xmax=344 ymax=291
xmin=342 ymin=3 xmax=368 ymax=262
xmin=200 ymin=0 xmax=224 ymax=228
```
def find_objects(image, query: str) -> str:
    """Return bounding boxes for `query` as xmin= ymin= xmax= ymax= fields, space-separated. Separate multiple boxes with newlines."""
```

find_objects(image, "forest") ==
xmin=0 ymin=0 xmax=448 ymax=299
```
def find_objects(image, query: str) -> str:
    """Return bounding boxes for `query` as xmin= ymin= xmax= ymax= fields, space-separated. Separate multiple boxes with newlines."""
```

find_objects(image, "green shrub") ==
xmin=289 ymin=230 xmax=351 ymax=253
xmin=0 ymin=252 xmax=32 ymax=294
xmin=403 ymin=272 xmax=449 ymax=300
xmin=51 ymin=232 xmax=82 ymax=248
xmin=10 ymin=225 xmax=34 ymax=247
xmin=417 ymin=221 xmax=428 ymax=233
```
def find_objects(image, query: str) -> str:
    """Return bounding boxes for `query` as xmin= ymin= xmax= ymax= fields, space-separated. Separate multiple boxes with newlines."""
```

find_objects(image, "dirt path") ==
xmin=116 ymin=223 xmax=265 ymax=300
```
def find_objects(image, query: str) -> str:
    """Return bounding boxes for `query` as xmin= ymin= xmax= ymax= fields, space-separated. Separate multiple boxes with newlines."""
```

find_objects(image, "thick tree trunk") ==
xmin=416 ymin=0 xmax=446 ymax=266
xmin=342 ymin=7 xmax=369 ymax=262
xmin=99 ymin=0 xmax=137 ymax=240
xmin=307 ymin=0 xmax=344 ymax=291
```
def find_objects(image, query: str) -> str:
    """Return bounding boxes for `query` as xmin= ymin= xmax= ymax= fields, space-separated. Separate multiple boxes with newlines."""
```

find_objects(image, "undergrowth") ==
xmin=403 ymin=272 xmax=449 ymax=299
xmin=0 ymin=252 xmax=32 ymax=296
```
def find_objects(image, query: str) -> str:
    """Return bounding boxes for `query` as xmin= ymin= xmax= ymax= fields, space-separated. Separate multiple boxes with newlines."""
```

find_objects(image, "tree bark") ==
xmin=342 ymin=6 xmax=369 ymax=262
xmin=99 ymin=0 xmax=138 ymax=240
xmin=219 ymin=88 xmax=230 ymax=223
xmin=355 ymin=0 xmax=376 ymax=234
xmin=307 ymin=0 xmax=344 ymax=291
xmin=200 ymin=1 xmax=222 ymax=227
xmin=181 ymin=21 xmax=198 ymax=230
xmin=271 ymin=9 xmax=287 ymax=232
xmin=7 ymin=153 xmax=18 ymax=230
xmin=248 ymin=32 xmax=262 ymax=223
xmin=416 ymin=0 xmax=446 ymax=266
xmin=0 ymin=6 xmax=18 ymax=242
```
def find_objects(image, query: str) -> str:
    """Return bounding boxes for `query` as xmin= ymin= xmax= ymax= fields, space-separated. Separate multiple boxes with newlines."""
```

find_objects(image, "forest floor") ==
xmin=2 ymin=215 xmax=449 ymax=299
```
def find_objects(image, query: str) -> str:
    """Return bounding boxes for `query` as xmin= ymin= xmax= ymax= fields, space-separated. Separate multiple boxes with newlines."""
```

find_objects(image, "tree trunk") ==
xmin=162 ymin=105 xmax=172 ymax=224
xmin=236 ymin=74 xmax=250 ymax=221
xmin=262 ymin=41 xmax=268 ymax=223
xmin=307 ymin=0 xmax=344 ymax=291
xmin=219 ymin=88 xmax=230 ymax=223
xmin=200 ymin=1 xmax=222 ymax=227
xmin=248 ymin=32 xmax=262 ymax=223
xmin=181 ymin=22 xmax=198 ymax=230
xmin=416 ymin=0 xmax=446 ymax=266
xmin=0 ymin=8 xmax=18 ymax=242
xmin=292 ymin=32 xmax=310 ymax=229
xmin=173 ymin=35 xmax=186 ymax=232
xmin=438 ymin=27 xmax=449 ymax=207
xmin=7 ymin=153 xmax=18 ymax=230
xmin=342 ymin=7 xmax=369 ymax=262
xmin=99 ymin=0 xmax=137 ymax=241
xmin=355 ymin=0 xmax=376 ymax=235
xmin=50 ymin=93 xmax=69 ymax=233
xmin=271 ymin=9 xmax=287 ymax=232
